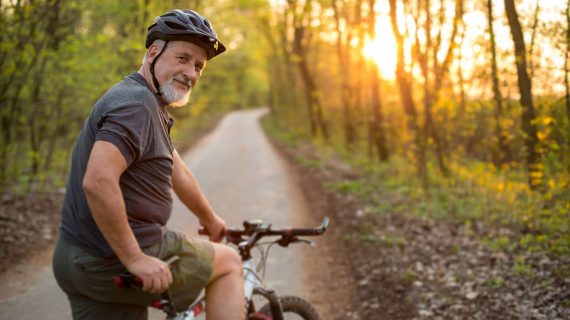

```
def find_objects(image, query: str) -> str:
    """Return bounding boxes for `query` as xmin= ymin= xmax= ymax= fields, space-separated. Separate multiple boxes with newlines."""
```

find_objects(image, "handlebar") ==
xmin=199 ymin=217 xmax=330 ymax=259
xmin=199 ymin=217 xmax=329 ymax=239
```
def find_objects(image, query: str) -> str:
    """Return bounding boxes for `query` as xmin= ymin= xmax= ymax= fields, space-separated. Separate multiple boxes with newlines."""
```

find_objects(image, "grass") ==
xmin=262 ymin=114 xmax=570 ymax=259
xmin=402 ymin=269 xmax=417 ymax=284
xmin=484 ymin=276 xmax=506 ymax=289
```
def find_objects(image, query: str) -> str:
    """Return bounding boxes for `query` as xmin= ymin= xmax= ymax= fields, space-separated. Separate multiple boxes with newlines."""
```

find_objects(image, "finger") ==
xmin=151 ymin=276 xmax=162 ymax=294
xmin=157 ymin=275 xmax=167 ymax=293
xmin=211 ymin=228 xmax=224 ymax=243
xmin=166 ymin=268 xmax=173 ymax=286
xmin=142 ymin=276 xmax=152 ymax=292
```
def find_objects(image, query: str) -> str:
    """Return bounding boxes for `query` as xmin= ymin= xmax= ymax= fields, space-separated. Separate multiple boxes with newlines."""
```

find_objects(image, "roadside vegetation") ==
xmin=1 ymin=0 xmax=569 ymax=317
xmin=264 ymin=117 xmax=570 ymax=318
xmin=258 ymin=0 xmax=569 ymax=263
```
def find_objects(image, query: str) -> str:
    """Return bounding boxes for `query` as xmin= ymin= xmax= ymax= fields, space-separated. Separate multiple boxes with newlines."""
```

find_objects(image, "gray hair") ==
xmin=142 ymin=39 xmax=166 ymax=65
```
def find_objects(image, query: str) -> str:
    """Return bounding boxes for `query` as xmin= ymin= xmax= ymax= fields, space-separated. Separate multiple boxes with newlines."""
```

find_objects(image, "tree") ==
xmin=411 ymin=0 xmax=463 ymax=177
xmin=566 ymin=1 xmax=570 ymax=136
xmin=288 ymin=0 xmax=329 ymax=140
xmin=332 ymin=0 xmax=357 ymax=149
xmin=504 ymin=0 xmax=541 ymax=189
xmin=389 ymin=0 xmax=427 ymax=185
xmin=366 ymin=0 xmax=389 ymax=161
xmin=487 ymin=0 xmax=510 ymax=166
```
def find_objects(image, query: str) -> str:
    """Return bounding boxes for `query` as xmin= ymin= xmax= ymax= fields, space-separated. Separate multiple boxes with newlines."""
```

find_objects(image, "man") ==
xmin=53 ymin=9 xmax=244 ymax=320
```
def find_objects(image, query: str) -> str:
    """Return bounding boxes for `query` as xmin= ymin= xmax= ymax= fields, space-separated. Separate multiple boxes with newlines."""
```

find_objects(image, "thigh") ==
xmin=53 ymin=232 xmax=215 ymax=313
xmin=67 ymin=293 xmax=147 ymax=320
xmin=158 ymin=230 xmax=215 ymax=310
xmin=53 ymin=236 xmax=159 ymax=308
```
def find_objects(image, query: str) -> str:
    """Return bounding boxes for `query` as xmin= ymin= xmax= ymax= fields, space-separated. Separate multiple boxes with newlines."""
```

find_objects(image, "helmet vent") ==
xmin=165 ymin=21 xmax=187 ymax=30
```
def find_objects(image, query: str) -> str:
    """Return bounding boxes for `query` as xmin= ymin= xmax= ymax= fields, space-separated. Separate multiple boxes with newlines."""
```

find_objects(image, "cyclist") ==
xmin=52 ymin=9 xmax=244 ymax=320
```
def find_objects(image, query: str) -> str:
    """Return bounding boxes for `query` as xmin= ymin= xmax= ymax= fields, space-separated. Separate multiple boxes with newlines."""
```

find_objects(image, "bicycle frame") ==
xmin=130 ymin=217 xmax=329 ymax=319
xmin=164 ymin=258 xmax=282 ymax=320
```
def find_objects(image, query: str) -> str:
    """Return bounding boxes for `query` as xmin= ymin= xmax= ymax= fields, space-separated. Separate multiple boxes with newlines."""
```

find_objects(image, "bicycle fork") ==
xmin=243 ymin=259 xmax=284 ymax=320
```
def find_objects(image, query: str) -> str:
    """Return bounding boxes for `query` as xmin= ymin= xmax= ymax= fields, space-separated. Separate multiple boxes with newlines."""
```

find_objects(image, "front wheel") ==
xmin=258 ymin=296 xmax=320 ymax=320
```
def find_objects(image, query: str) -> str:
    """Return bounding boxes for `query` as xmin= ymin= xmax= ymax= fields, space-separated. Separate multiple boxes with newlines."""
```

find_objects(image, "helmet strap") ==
xmin=150 ymin=41 xmax=169 ymax=96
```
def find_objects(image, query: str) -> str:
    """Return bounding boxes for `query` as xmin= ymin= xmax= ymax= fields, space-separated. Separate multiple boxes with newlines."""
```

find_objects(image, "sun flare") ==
xmin=362 ymin=15 xmax=398 ymax=80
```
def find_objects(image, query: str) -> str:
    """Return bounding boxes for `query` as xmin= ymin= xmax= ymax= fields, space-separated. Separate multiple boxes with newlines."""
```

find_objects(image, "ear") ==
xmin=146 ymin=45 xmax=160 ymax=64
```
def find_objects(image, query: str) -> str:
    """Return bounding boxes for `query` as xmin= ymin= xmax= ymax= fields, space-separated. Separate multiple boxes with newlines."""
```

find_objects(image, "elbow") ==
xmin=82 ymin=174 xmax=97 ymax=197
xmin=82 ymin=172 xmax=114 ymax=197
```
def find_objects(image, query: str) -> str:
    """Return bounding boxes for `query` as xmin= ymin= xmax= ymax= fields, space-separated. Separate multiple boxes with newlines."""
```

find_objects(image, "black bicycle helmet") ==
xmin=146 ymin=9 xmax=226 ymax=60
xmin=145 ymin=9 xmax=226 ymax=97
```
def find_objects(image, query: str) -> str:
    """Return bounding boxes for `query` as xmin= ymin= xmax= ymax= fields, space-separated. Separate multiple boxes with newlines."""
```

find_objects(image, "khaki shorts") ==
xmin=53 ymin=230 xmax=214 ymax=320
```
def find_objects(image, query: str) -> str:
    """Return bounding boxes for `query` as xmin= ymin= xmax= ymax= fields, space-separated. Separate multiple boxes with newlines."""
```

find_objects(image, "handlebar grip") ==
xmin=286 ymin=217 xmax=330 ymax=236
xmin=114 ymin=272 xmax=143 ymax=289
xmin=198 ymin=227 xmax=209 ymax=236
xmin=198 ymin=227 xmax=228 ymax=237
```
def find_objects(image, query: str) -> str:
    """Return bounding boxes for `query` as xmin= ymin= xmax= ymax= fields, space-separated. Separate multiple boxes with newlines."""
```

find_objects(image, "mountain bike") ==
xmin=116 ymin=217 xmax=330 ymax=320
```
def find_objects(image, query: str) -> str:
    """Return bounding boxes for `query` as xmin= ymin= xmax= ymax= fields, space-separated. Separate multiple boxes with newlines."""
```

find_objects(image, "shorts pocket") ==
xmin=72 ymin=250 xmax=121 ymax=272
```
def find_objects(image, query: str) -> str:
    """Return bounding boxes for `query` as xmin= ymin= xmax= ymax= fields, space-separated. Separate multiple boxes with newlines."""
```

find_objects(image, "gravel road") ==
xmin=0 ymin=108 xmax=324 ymax=319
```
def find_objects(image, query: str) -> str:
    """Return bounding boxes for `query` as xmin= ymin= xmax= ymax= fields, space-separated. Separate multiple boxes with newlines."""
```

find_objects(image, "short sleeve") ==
xmin=95 ymin=104 xmax=152 ymax=166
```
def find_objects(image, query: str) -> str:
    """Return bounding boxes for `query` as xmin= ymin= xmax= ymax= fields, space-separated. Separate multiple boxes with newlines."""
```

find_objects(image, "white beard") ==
xmin=161 ymin=78 xmax=191 ymax=107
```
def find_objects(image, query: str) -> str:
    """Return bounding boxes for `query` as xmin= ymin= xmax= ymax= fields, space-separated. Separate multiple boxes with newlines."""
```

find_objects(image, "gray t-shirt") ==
xmin=60 ymin=72 xmax=175 ymax=257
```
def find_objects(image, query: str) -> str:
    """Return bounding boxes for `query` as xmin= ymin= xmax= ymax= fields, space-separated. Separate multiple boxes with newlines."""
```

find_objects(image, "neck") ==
xmin=138 ymin=65 xmax=159 ymax=95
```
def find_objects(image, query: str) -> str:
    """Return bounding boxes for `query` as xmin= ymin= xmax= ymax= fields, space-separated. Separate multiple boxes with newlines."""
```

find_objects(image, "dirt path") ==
xmin=0 ymin=108 xmax=340 ymax=319
xmin=276 ymin=142 xmax=570 ymax=320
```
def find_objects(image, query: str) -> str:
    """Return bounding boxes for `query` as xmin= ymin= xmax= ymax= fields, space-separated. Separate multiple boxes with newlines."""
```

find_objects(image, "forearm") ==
xmin=172 ymin=166 xmax=216 ymax=223
xmin=83 ymin=178 xmax=143 ymax=265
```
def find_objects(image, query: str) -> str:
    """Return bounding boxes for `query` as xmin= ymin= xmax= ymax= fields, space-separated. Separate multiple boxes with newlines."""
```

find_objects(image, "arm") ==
xmin=171 ymin=149 xmax=226 ymax=241
xmin=83 ymin=141 xmax=172 ymax=294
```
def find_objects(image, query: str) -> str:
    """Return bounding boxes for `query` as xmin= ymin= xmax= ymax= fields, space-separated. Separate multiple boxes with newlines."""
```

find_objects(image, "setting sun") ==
xmin=362 ymin=14 xmax=398 ymax=80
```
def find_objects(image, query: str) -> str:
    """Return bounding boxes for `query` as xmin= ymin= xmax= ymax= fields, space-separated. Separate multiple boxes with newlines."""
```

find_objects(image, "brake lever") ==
xmin=277 ymin=236 xmax=315 ymax=247
xmin=296 ymin=238 xmax=316 ymax=246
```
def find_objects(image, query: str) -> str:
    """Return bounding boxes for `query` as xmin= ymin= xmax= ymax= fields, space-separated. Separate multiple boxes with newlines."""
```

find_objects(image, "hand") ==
xmin=124 ymin=254 xmax=173 ymax=294
xmin=200 ymin=214 xmax=226 ymax=242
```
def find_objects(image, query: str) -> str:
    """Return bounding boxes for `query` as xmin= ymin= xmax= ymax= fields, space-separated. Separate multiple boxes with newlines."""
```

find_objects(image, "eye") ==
xmin=177 ymin=56 xmax=189 ymax=63
xmin=195 ymin=64 xmax=204 ymax=72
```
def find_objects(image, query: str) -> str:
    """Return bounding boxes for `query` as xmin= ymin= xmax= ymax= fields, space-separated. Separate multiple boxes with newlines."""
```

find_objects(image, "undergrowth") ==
xmin=262 ymin=115 xmax=570 ymax=258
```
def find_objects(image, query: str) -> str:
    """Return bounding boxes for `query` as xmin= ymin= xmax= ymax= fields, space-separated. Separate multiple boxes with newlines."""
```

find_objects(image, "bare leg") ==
xmin=205 ymin=243 xmax=244 ymax=320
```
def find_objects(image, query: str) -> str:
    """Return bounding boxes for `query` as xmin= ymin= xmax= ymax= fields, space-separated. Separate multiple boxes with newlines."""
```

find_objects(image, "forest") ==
xmin=1 ymin=0 xmax=569 ymax=309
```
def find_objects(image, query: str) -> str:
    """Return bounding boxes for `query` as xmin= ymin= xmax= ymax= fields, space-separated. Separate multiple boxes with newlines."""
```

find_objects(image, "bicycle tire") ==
xmin=258 ymin=296 xmax=320 ymax=320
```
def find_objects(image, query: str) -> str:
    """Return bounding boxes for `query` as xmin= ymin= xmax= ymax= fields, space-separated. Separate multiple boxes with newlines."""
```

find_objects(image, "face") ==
xmin=148 ymin=41 xmax=207 ymax=107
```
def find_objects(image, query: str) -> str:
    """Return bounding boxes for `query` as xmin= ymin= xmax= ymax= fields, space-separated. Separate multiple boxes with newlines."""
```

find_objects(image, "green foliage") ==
xmin=485 ymin=236 xmax=513 ymax=252
xmin=382 ymin=235 xmax=407 ymax=248
xmin=513 ymin=256 xmax=536 ymax=277
xmin=293 ymin=155 xmax=323 ymax=169
xmin=484 ymin=276 xmax=505 ymax=289
xmin=0 ymin=0 xmax=271 ymax=192
xmin=325 ymin=180 xmax=369 ymax=195
xmin=402 ymin=269 xmax=417 ymax=284
xmin=267 ymin=114 xmax=570 ymax=259
xmin=357 ymin=222 xmax=378 ymax=242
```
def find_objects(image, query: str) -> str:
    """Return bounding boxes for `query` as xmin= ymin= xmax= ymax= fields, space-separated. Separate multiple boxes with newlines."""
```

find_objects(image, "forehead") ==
xmin=169 ymin=41 xmax=207 ymax=62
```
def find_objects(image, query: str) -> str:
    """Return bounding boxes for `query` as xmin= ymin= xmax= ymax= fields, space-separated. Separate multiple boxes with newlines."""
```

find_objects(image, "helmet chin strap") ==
xmin=150 ymin=41 xmax=169 ymax=96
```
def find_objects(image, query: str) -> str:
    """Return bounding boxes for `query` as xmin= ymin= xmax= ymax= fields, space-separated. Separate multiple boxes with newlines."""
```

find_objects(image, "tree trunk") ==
xmin=332 ymin=0 xmax=356 ymax=149
xmin=487 ymin=0 xmax=510 ymax=166
xmin=28 ymin=55 xmax=49 ymax=184
xmin=389 ymin=0 xmax=427 ymax=186
xmin=353 ymin=0 xmax=365 ymax=146
xmin=291 ymin=0 xmax=328 ymax=140
xmin=528 ymin=0 xmax=540 ymax=80
xmin=504 ymin=0 xmax=541 ymax=189
xmin=564 ymin=0 xmax=570 ymax=173
xmin=567 ymin=0 xmax=570 ymax=121
xmin=367 ymin=0 xmax=389 ymax=161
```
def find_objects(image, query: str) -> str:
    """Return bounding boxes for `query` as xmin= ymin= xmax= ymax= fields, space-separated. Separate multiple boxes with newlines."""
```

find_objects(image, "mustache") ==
xmin=173 ymin=76 xmax=191 ymax=89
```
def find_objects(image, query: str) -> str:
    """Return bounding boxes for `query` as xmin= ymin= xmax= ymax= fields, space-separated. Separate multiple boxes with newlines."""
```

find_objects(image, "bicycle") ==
xmin=116 ymin=217 xmax=330 ymax=320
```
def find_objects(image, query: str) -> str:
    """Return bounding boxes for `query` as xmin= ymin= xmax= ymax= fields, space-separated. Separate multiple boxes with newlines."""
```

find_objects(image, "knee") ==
xmin=212 ymin=244 xmax=242 ymax=277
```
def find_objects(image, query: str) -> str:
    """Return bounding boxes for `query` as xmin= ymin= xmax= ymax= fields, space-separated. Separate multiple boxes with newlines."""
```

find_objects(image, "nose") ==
xmin=181 ymin=65 xmax=199 ymax=86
